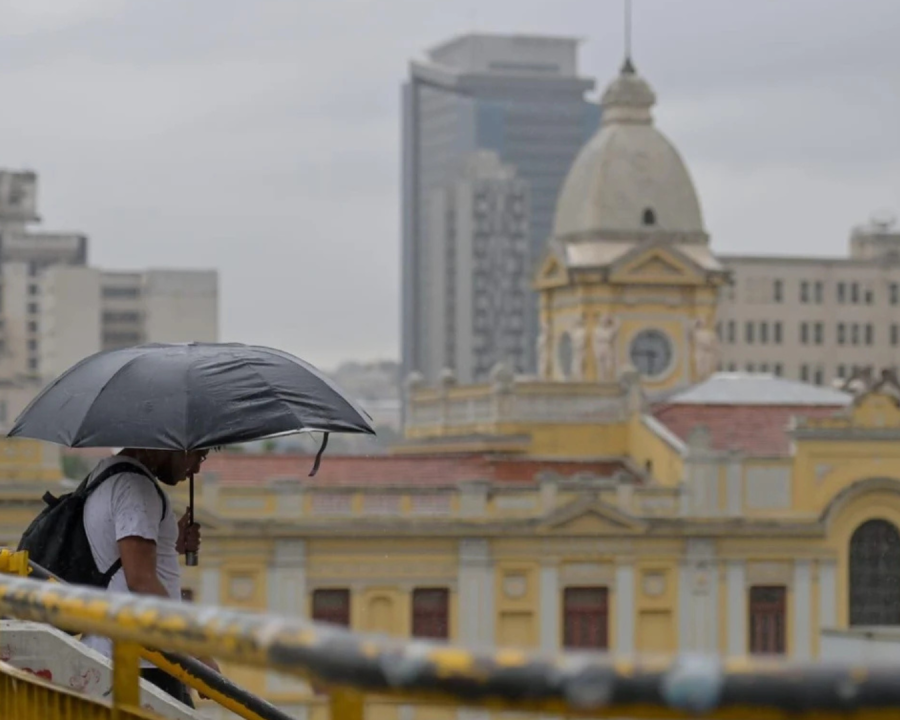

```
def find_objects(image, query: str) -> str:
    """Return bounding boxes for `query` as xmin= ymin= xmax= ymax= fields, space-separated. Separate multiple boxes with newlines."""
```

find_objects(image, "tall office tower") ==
xmin=428 ymin=151 xmax=530 ymax=384
xmin=401 ymin=33 xmax=600 ymax=386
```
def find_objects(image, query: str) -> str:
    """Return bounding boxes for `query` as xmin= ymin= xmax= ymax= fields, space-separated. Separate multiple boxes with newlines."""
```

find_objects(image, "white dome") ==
xmin=553 ymin=61 xmax=706 ymax=242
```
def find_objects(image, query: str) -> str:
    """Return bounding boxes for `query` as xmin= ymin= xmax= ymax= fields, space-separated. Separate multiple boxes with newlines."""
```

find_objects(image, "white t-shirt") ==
xmin=82 ymin=455 xmax=182 ymax=664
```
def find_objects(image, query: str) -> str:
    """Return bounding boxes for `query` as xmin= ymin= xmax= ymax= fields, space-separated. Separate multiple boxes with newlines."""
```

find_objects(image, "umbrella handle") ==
xmin=186 ymin=472 xmax=198 ymax=567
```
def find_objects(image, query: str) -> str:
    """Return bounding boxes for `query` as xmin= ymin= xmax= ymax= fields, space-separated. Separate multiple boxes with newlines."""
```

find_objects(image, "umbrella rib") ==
xmin=234 ymin=355 xmax=312 ymax=437
xmin=69 ymin=352 xmax=154 ymax=448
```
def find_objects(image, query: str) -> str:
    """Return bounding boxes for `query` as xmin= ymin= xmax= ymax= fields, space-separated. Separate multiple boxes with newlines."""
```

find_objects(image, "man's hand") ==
xmin=176 ymin=510 xmax=201 ymax=555
xmin=196 ymin=657 xmax=221 ymax=699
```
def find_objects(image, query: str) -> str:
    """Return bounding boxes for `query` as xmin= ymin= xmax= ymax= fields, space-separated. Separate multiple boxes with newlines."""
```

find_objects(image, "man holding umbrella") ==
xmin=81 ymin=447 xmax=218 ymax=706
xmin=11 ymin=342 xmax=375 ymax=706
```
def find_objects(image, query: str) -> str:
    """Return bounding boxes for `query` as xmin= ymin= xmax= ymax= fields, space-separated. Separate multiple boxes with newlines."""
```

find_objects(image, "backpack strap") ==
xmin=86 ymin=461 xmax=170 ymax=586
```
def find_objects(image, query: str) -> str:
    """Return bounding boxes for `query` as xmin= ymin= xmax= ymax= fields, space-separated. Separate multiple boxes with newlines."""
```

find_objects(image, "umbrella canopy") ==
xmin=7 ymin=342 xmax=376 ymax=454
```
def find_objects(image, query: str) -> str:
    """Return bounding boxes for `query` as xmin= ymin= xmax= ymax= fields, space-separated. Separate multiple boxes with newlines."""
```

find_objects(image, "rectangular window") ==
xmin=800 ymin=322 xmax=809 ymax=345
xmin=749 ymin=586 xmax=786 ymax=655
xmin=837 ymin=323 xmax=846 ymax=345
xmin=865 ymin=289 xmax=874 ymax=305
xmin=773 ymin=322 xmax=782 ymax=344
xmin=814 ymin=367 xmax=824 ymax=386
xmin=727 ymin=320 xmax=736 ymax=343
xmin=837 ymin=282 xmax=846 ymax=303
xmin=799 ymin=281 xmax=809 ymax=303
xmin=728 ymin=362 xmax=737 ymax=371
xmin=865 ymin=323 xmax=874 ymax=346
xmin=851 ymin=323 xmax=860 ymax=346
xmin=746 ymin=362 xmax=755 ymax=373
xmin=851 ymin=282 xmax=860 ymax=304
xmin=412 ymin=588 xmax=449 ymax=640
xmin=814 ymin=281 xmax=823 ymax=304
xmin=27 ymin=302 xmax=38 ymax=314
xmin=814 ymin=322 xmax=824 ymax=345
xmin=760 ymin=322 xmax=769 ymax=344
xmin=312 ymin=589 xmax=351 ymax=628
xmin=563 ymin=587 xmax=609 ymax=650
xmin=837 ymin=364 xmax=846 ymax=378
xmin=774 ymin=363 xmax=783 ymax=377
xmin=759 ymin=363 xmax=769 ymax=373
xmin=745 ymin=322 xmax=754 ymax=344
xmin=773 ymin=279 xmax=783 ymax=303
xmin=891 ymin=283 xmax=899 ymax=306
xmin=800 ymin=364 xmax=809 ymax=382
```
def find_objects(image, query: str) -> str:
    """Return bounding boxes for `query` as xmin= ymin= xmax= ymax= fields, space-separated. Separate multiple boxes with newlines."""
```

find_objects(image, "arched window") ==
xmin=849 ymin=519 xmax=900 ymax=625
xmin=642 ymin=208 xmax=656 ymax=226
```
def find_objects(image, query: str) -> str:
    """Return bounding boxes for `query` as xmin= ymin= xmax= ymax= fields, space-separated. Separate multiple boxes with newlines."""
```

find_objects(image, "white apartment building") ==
xmin=38 ymin=266 xmax=218 ymax=380
xmin=717 ymin=218 xmax=900 ymax=385
xmin=0 ymin=169 xmax=219 ymax=423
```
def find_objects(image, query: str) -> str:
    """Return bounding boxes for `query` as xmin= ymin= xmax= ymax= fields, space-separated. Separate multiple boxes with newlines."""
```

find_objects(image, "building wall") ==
xmin=141 ymin=269 xmax=218 ymax=344
xmin=38 ymin=266 xmax=102 ymax=380
xmin=718 ymin=225 xmax=900 ymax=384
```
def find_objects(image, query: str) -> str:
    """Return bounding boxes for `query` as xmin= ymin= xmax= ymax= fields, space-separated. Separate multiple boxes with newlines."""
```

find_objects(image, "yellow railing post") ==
xmin=329 ymin=687 xmax=366 ymax=720
xmin=112 ymin=640 xmax=142 ymax=718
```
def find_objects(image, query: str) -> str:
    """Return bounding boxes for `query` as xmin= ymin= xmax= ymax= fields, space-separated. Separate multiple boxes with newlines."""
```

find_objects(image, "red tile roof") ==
xmin=199 ymin=454 xmax=630 ymax=488
xmin=60 ymin=448 xmax=631 ymax=487
xmin=651 ymin=404 xmax=842 ymax=456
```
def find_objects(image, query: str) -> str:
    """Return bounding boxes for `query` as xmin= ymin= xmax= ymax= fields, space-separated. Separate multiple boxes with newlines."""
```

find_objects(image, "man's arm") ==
xmin=118 ymin=536 xmax=169 ymax=597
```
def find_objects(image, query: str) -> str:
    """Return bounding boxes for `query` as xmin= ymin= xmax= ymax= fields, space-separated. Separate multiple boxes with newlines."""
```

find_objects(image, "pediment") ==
xmin=539 ymin=496 xmax=644 ymax=535
xmin=850 ymin=391 xmax=900 ymax=429
xmin=608 ymin=244 xmax=706 ymax=286
xmin=534 ymin=252 xmax=570 ymax=290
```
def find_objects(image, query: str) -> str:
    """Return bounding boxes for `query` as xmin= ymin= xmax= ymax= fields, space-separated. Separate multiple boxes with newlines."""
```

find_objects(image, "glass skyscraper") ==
xmin=401 ymin=34 xmax=601 ymax=387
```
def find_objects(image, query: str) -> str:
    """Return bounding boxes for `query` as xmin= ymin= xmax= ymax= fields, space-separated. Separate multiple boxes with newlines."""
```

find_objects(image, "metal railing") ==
xmin=23 ymin=557 xmax=294 ymax=720
xmin=2 ymin=549 xmax=900 ymax=719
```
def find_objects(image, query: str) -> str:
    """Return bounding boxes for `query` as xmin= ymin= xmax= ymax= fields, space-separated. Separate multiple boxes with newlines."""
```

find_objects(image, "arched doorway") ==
xmin=849 ymin=519 xmax=900 ymax=625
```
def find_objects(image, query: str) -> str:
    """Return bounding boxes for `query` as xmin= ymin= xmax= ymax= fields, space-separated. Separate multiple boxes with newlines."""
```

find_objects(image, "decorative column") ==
xmin=615 ymin=562 xmax=635 ymax=655
xmin=792 ymin=560 xmax=812 ymax=660
xmin=678 ymin=540 xmax=719 ymax=652
xmin=539 ymin=560 xmax=559 ymax=652
xmin=725 ymin=561 xmax=746 ymax=657
xmin=818 ymin=558 xmax=837 ymax=658
xmin=457 ymin=539 xmax=494 ymax=643
xmin=200 ymin=557 xmax=221 ymax=606
xmin=457 ymin=539 xmax=493 ymax=720
xmin=266 ymin=540 xmax=307 ymax=695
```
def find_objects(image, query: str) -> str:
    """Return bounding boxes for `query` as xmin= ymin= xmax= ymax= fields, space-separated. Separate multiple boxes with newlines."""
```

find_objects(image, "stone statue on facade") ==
xmin=570 ymin=315 xmax=587 ymax=381
xmin=592 ymin=313 xmax=621 ymax=382
xmin=692 ymin=319 xmax=720 ymax=379
xmin=537 ymin=319 xmax=552 ymax=379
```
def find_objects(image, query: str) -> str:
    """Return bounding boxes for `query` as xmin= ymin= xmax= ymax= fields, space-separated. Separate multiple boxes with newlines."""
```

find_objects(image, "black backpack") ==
xmin=18 ymin=461 xmax=168 ymax=588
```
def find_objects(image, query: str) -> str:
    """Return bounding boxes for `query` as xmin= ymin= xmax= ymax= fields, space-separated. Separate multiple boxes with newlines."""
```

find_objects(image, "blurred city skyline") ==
xmin=0 ymin=0 xmax=897 ymax=368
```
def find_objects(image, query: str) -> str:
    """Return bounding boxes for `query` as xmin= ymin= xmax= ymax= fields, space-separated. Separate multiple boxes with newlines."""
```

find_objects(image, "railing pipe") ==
xmin=25 ymin=560 xmax=297 ymax=720
xmin=3 ymin=571 xmax=900 ymax=718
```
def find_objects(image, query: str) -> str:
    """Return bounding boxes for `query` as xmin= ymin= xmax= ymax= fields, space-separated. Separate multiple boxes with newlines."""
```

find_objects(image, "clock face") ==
xmin=629 ymin=329 xmax=673 ymax=378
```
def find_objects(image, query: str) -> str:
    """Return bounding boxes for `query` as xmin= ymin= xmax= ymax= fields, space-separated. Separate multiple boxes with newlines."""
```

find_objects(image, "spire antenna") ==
xmin=622 ymin=0 xmax=635 ymax=73
xmin=625 ymin=0 xmax=632 ymax=60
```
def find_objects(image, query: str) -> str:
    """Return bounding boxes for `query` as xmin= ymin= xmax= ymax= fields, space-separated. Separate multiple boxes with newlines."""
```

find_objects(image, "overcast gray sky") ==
xmin=1 ymin=0 xmax=897 ymax=369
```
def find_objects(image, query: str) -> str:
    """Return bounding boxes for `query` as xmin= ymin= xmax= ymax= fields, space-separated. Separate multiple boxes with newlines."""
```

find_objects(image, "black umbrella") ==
xmin=8 ymin=342 xmax=376 ymax=564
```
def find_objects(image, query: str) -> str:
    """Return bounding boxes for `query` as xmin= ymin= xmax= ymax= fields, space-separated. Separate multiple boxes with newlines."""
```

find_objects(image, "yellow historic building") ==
xmin=2 ymin=59 xmax=900 ymax=720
